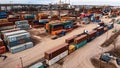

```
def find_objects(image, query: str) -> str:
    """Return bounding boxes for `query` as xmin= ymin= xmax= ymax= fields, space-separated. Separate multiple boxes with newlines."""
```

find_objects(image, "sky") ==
xmin=0 ymin=0 xmax=120 ymax=6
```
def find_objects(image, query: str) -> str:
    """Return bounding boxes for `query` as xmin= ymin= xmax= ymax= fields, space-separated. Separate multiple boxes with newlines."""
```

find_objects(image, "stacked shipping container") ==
xmin=2 ymin=30 xmax=33 ymax=53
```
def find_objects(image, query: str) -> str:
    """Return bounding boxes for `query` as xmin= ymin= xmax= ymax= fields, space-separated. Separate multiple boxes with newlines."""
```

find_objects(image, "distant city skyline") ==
xmin=0 ymin=0 xmax=120 ymax=6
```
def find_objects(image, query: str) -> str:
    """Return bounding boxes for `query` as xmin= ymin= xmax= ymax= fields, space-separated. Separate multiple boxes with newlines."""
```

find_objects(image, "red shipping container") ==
xmin=0 ymin=39 xmax=4 ymax=46
xmin=0 ymin=46 xmax=6 ymax=54
xmin=88 ymin=30 xmax=97 ymax=38
xmin=74 ymin=35 xmax=87 ymax=44
xmin=65 ymin=35 xmax=77 ymax=44
xmin=0 ymin=22 xmax=14 ymax=27
xmin=8 ymin=18 xmax=20 ymax=23
xmin=45 ymin=43 xmax=69 ymax=60
xmin=97 ymin=26 xmax=104 ymax=32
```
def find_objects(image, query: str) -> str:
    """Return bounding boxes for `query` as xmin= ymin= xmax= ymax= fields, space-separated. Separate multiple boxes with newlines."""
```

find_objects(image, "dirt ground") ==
xmin=0 ymin=16 xmax=120 ymax=68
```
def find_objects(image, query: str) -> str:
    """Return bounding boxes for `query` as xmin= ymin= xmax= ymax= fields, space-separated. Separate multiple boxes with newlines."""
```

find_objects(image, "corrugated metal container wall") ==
xmin=0 ymin=25 xmax=15 ymax=31
xmin=4 ymin=30 xmax=27 ymax=40
xmin=0 ymin=46 xmax=6 ymax=54
xmin=0 ymin=38 xmax=4 ymax=46
xmin=69 ymin=45 xmax=75 ymax=54
xmin=29 ymin=62 xmax=44 ymax=68
xmin=10 ymin=43 xmax=26 ymax=53
xmin=65 ymin=35 xmax=77 ymax=44
xmin=0 ymin=22 xmax=14 ymax=27
xmin=15 ymin=20 xmax=30 ymax=30
xmin=7 ymin=32 xmax=30 ymax=42
xmin=45 ymin=43 xmax=69 ymax=60
xmin=75 ymin=40 xmax=87 ymax=49
xmin=87 ymin=30 xmax=97 ymax=42
xmin=7 ymin=38 xmax=31 ymax=47
xmin=46 ymin=50 xmax=68 ymax=65
xmin=25 ymin=42 xmax=33 ymax=49
xmin=74 ymin=35 xmax=87 ymax=44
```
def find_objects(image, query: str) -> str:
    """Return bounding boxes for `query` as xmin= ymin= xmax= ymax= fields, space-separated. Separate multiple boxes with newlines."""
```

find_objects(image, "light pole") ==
xmin=20 ymin=57 xmax=24 ymax=68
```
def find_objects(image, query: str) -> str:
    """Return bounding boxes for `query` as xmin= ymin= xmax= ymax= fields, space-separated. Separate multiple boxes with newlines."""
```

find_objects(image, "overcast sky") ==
xmin=0 ymin=0 xmax=120 ymax=6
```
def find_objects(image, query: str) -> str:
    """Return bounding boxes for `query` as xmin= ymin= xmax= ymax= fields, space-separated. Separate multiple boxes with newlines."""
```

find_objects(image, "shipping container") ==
xmin=15 ymin=20 xmax=29 ymax=25
xmin=0 ymin=22 xmax=14 ymax=27
xmin=9 ymin=43 xmax=26 ymax=53
xmin=29 ymin=62 xmax=44 ymax=68
xmin=74 ymin=35 xmax=87 ymax=44
xmin=8 ymin=17 xmax=20 ymax=23
xmin=25 ymin=42 xmax=33 ymax=49
xmin=87 ymin=30 xmax=97 ymax=42
xmin=16 ymin=24 xmax=30 ymax=30
xmin=7 ymin=38 xmax=31 ymax=47
xmin=45 ymin=43 xmax=69 ymax=60
xmin=7 ymin=32 xmax=30 ymax=42
xmin=0 ymin=19 xmax=8 ymax=23
xmin=46 ymin=50 xmax=68 ymax=65
xmin=69 ymin=45 xmax=75 ymax=54
xmin=24 ymin=15 xmax=34 ymax=19
xmin=0 ymin=46 xmax=6 ymax=54
xmin=0 ymin=38 xmax=4 ymax=46
xmin=4 ymin=30 xmax=27 ymax=41
xmin=75 ymin=40 xmax=87 ymax=49
xmin=65 ymin=35 xmax=77 ymax=44
xmin=0 ymin=25 xmax=15 ymax=31
xmin=1 ymin=28 xmax=20 ymax=35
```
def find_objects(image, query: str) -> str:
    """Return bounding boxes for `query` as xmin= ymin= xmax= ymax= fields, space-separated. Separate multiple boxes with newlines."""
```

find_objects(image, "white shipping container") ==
xmin=46 ymin=50 xmax=68 ymax=65
xmin=7 ymin=32 xmax=30 ymax=42
xmin=4 ymin=30 xmax=27 ymax=41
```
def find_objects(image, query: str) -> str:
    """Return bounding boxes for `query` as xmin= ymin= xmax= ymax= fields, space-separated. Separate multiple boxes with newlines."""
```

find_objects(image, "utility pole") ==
xmin=20 ymin=57 xmax=24 ymax=68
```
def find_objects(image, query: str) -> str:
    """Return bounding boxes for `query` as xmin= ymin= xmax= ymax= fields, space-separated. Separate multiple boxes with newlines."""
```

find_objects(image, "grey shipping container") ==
xmin=15 ymin=20 xmax=29 ymax=25
xmin=25 ymin=42 xmax=33 ymax=49
xmin=7 ymin=32 xmax=30 ymax=42
xmin=7 ymin=38 xmax=31 ymax=47
xmin=16 ymin=24 xmax=30 ymax=30
xmin=29 ymin=62 xmax=44 ymax=68
xmin=10 ymin=43 xmax=26 ymax=53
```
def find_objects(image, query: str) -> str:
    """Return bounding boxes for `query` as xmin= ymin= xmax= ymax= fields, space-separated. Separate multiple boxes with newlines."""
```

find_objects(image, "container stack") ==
xmin=46 ymin=21 xmax=65 ymax=35
xmin=0 ymin=19 xmax=15 ymax=31
xmin=74 ymin=34 xmax=88 ymax=49
xmin=8 ymin=14 xmax=20 ymax=24
xmin=45 ymin=43 xmax=69 ymax=65
xmin=15 ymin=20 xmax=30 ymax=30
xmin=2 ymin=30 xmax=33 ymax=53
xmin=23 ymin=14 xmax=35 ymax=23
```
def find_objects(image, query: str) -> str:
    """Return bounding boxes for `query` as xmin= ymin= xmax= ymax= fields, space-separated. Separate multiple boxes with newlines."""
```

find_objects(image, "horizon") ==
xmin=0 ymin=0 xmax=120 ymax=6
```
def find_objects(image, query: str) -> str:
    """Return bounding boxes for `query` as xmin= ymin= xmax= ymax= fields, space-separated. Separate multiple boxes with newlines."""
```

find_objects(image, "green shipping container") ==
xmin=75 ymin=40 xmax=87 ymax=49
xmin=64 ymin=21 xmax=72 ymax=26
xmin=25 ymin=15 xmax=34 ymax=19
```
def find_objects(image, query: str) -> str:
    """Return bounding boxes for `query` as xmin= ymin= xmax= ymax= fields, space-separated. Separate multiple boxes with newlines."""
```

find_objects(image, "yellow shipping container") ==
xmin=69 ymin=45 xmax=75 ymax=54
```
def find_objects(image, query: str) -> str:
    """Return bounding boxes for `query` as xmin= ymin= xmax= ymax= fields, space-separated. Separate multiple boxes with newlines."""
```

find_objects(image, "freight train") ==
xmin=29 ymin=22 xmax=114 ymax=68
